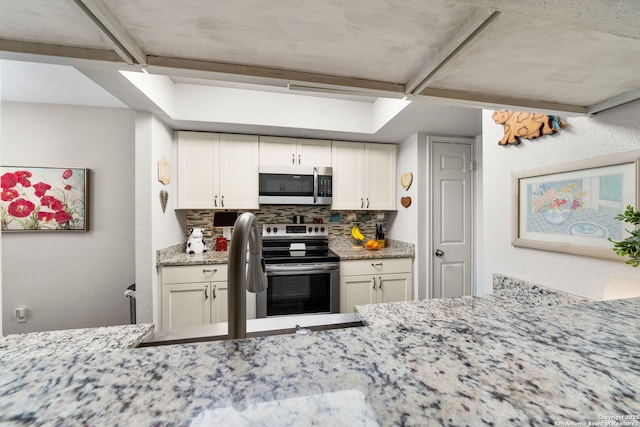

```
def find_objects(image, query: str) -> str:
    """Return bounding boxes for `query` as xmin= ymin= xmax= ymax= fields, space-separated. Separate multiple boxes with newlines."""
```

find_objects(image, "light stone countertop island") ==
xmin=1 ymin=278 xmax=639 ymax=426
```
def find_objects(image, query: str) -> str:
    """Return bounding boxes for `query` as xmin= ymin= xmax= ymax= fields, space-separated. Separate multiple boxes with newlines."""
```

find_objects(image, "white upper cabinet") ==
xmin=177 ymin=131 xmax=259 ymax=209
xmin=177 ymin=131 xmax=217 ymax=209
xmin=217 ymin=134 xmax=260 ymax=209
xmin=259 ymin=136 xmax=331 ymax=166
xmin=331 ymin=141 xmax=366 ymax=210
xmin=366 ymin=143 xmax=397 ymax=210
xmin=331 ymin=141 xmax=396 ymax=210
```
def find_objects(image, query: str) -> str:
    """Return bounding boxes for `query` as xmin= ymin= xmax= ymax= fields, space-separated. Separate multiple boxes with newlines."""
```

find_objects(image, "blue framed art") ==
xmin=512 ymin=151 xmax=639 ymax=260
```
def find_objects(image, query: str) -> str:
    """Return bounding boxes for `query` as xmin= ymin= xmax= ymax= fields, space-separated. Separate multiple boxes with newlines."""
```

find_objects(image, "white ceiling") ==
xmin=1 ymin=0 xmax=638 ymax=141
xmin=0 ymin=60 xmax=126 ymax=108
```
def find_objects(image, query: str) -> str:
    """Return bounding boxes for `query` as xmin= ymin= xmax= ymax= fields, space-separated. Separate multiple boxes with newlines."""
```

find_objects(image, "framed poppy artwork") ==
xmin=1 ymin=166 xmax=89 ymax=232
xmin=511 ymin=151 xmax=639 ymax=260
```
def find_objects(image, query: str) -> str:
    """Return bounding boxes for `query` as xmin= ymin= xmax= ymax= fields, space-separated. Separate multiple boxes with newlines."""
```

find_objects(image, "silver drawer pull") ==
xmin=371 ymin=262 xmax=383 ymax=267
xmin=203 ymin=269 xmax=218 ymax=273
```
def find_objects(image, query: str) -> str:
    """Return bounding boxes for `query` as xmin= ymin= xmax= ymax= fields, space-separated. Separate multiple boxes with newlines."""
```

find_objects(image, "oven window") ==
xmin=267 ymin=273 xmax=330 ymax=316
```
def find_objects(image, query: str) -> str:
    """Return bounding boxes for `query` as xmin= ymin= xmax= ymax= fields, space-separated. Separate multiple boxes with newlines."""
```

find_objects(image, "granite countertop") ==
xmin=0 ymin=323 xmax=154 ymax=362
xmin=330 ymin=245 xmax=413 ymax=260
xmin=2 ymin=282 xmax=638 ymax=426
xmin=157 ymin=239 xmax=414 ymax=266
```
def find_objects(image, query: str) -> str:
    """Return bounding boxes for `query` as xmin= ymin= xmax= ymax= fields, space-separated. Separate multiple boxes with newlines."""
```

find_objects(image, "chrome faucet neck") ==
xmin=227 ymin=212 xmax=268 ymax=339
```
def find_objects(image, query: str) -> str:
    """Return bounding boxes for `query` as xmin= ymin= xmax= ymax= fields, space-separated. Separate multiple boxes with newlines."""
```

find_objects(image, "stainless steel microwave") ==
xmin=258 ymin=165 xmax=332 ymax=205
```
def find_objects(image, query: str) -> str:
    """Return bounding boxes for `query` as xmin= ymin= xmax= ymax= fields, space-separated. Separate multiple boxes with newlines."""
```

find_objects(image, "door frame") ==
xmin=426 ymin=136 xmax=476 ymax=299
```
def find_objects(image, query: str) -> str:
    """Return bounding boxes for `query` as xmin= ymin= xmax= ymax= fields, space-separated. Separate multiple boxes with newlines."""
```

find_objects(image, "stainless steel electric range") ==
xmin=256 ymin=223 xmax=340 ymax=318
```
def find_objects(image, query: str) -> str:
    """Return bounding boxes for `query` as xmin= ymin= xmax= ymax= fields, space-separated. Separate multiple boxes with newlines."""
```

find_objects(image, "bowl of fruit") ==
xmin=365 ymin=239 xmax=380 ymax=251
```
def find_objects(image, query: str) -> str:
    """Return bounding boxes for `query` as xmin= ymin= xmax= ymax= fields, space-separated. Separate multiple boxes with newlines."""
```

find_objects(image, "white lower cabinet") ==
xmin=340 ymin=258 xmax=412 ymax=313
xmin=159 ymin=264 xmax=254 ymax=331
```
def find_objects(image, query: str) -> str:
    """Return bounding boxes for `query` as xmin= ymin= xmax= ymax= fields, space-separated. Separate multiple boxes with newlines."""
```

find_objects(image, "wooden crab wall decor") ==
xmin=492 ymin=109 xmax=565 ymax=145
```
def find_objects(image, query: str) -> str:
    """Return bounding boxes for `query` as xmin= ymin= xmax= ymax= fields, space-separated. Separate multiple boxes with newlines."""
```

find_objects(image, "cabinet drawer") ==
xmin=162 ymin=264 xmax=228 ymax=284
xmin=340 ymin=258 xmax=411 ymax=276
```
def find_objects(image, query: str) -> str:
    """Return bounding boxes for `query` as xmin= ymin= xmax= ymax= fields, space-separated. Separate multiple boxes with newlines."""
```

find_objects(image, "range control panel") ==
xmin=262 ymin=224 xmax=328 ymax=238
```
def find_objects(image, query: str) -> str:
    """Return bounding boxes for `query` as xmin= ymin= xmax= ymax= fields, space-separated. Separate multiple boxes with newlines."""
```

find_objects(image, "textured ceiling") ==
xmin=1 ymin=0 xmax=639 ymax=115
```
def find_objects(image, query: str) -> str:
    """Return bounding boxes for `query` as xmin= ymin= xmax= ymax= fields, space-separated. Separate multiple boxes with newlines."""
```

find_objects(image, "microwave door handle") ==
xmin=313 ymin=166 xmax=318 ymax=204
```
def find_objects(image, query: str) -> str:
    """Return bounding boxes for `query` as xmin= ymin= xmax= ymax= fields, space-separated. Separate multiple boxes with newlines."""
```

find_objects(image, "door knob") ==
xmin=435 ymin=249 xmax=445 ymax=257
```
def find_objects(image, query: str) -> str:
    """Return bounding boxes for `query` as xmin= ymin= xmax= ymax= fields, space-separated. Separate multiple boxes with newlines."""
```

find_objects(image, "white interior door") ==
xmin=432 ymin=142 xmax=473 ymax=298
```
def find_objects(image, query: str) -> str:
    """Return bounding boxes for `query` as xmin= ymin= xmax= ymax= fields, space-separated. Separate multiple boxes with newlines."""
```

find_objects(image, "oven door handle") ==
xmin=266 ymin=263 xmax=339 ymax=274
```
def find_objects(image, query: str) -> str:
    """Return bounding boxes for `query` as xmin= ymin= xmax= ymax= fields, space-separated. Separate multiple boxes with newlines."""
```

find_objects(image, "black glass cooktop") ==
xmin=262 ymin=241 xmax=340 ymax=264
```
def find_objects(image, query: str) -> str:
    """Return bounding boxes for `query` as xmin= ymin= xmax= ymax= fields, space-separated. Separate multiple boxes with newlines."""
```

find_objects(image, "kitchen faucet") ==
xmin=227 ymin=212 xmax=268 ymax=339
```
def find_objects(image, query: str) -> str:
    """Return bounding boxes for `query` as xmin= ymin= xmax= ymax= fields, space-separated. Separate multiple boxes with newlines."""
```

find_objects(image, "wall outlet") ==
xmin=14 ymin=307 xmax=27 ymax=323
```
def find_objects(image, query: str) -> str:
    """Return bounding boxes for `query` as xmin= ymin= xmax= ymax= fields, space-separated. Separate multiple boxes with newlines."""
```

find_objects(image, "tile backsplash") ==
xmin=182 ymin=206 xmax=388 ymax=243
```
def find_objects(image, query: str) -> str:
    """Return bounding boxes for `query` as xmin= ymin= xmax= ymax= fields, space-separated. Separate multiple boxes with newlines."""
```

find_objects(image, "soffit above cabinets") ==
xmin=1 ymin=0 xmax=639 ymax=114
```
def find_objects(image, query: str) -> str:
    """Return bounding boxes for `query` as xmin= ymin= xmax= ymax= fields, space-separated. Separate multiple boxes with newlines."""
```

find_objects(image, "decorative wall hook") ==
xmin=160 ymin=190 xmax=168 ymax=213
xmin=400 ymin=172 xmax=413 ymax=190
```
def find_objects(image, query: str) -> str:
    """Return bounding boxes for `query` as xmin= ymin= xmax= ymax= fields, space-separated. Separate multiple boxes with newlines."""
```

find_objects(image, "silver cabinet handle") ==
xmin=203 ymin=269 xmax=218 ymax=273
xmin=435 ymin=249 xmax=445 ymax=257
xmin=298 ymin=154 xmax=301 ymax=164
xmin=221 ymin=195 xmax=224 ymax=207
xmin=378 ymin=276 xmax=382 ymax=289
xmin=372 ymin=277 xmax=376 ymax=290
xmin=366 ymin=198 xmax=370 ymax=208
xmin=360 ymin=198 xmax=364 ymax=208
xmin=292 ymin=153 xmax=295 ymax=164
xmin=212 ymin=284 xmax=217 ymax=299
xmin=214 ymin=195 xmax=217 ymax=207
xmin=204 ymin=286 xmax=208 ymax=299
xmin=371 ymin=262 xmax=383 ymax=268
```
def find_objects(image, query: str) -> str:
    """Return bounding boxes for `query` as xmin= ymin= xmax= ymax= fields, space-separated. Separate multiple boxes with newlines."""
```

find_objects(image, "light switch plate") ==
xmin=15 ymin=307 xmax=27 ymax=323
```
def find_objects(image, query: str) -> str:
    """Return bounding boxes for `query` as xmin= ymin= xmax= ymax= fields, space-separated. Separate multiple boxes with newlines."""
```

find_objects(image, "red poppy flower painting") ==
xmin=33 ymin=182 xmax=52 ymax=198
xmin=14 ymin=170 xmax=32 ymax=187
xmin=1 ymin=172 xmax=17 ymax=188
xmin=1 ymin=188 xmax=19 ymax=202
xmin=53 ymin=210 xmax=72 ymax=224
xmin=0 ymin=167 xmax=88 ymax=231
xmin=8 ymin=198 xmax=35 ymax=218
xmin=37 ymin=211 xmax=55 ymax=222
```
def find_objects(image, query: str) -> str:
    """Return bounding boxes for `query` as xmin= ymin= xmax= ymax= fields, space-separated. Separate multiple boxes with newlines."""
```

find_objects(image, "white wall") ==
xmin=1 ymin=102 xmax=136 ymax=334
xmin=135 ymin=113 xmax=183 ymax=324
xmin=387 ymin=134 xmax=421 ymax=298
xmin=473 ymin=134 xmax=485 ymax=295
xmin=481 ymin=101 xmax=640 ymax=299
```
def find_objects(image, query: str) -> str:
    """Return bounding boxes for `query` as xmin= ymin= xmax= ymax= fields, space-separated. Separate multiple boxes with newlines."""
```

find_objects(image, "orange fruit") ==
xmin=365 ymin=240 xmax=374 ymax=249
xmin=371 ymin=241 xmax=380 ymax=250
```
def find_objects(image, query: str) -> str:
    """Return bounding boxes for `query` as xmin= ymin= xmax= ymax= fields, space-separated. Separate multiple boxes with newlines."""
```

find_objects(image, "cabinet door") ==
xmin=161 ymin=283 xmax=210 ymax=330
xmin=366 ymin=143 xmax=396 ymax=210
xmin=218 ymin=134 xmax=259 ymax=209
xmin=297 ymin=139 xmax=332 ymax=166
xmin=340 ymin=275 xmax=375 ymax=313
xmin=210 ymin=282 xmax=228 ymax=323
xmin=259 ymin=136 xmax=297 ymax=166
xmin=331 ymin=141 xmax=366 ymax=210
xmin=376 ymin=273 xmax=411 ymax=304
xmin=177 ymin=132 xmax=217 ymax=209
